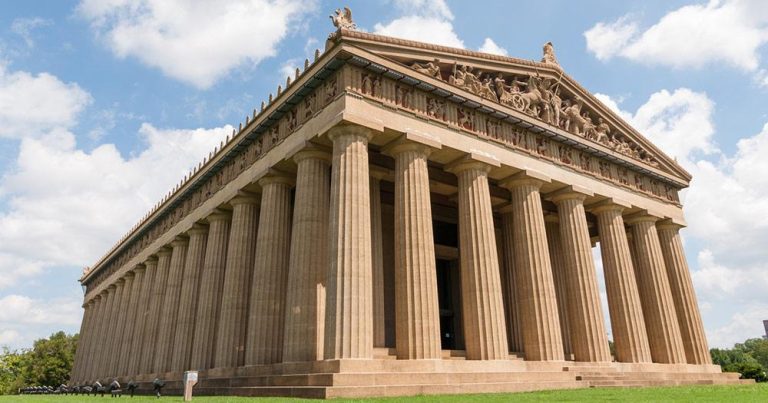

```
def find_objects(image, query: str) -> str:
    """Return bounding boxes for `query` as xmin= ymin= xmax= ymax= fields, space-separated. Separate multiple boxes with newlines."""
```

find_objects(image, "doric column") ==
xmin=283 ymin=148 xmax=331 ymax=362
xmin=591 ymin=201 xmax=651 ymax=363
xmin=246 ymin=174 xmax=294 ymax=365
xmin=101 ymin=279 xmax=124 ymax=377
xmin=449 ymin=158 xmax=508 ymax=360
xmin=369 ymin=169 xmax=387 ymax=349
xmin=190 ymin=210 xmax=231 ymax=370
xmin=657 ymin=221 xmax=711 ymax=365
xmin=549 ymin=188 xmax=611 ymax=362
xmin=626 ymin=213 xmax=686 ymax=364
xmin=500 ymin=171 xmax=564 ymax=361
xmin=72 ymin=299 xmax=94 ymax=382
xmin=324 ymin=125 xmax=374 ymax=360
xmin=386 ymin=140 xmax=441 ymax=360
xmin=171 ymin=224 xmax=208 ymax=372
xmin=499 ymin=207 xmax=524 ymax=353
xmin=154 ymin=236 xmax=189 ymax=373
xmin=135 ymin=256 xmax=159 ymax=375
xmin=123 ymin=264 xmax=147 ymax=376
xmin=85 ymin=291 xmax=108 ymax=380
xmin=215 ymin=193 xmax=260 ymax=368
xmin=113 ymin=270 xmax=137 ymax=376
xmin=543 ymin=214 xmax=573 ymax=358
xmin=143 ymin=248 xmax=172 ymax=374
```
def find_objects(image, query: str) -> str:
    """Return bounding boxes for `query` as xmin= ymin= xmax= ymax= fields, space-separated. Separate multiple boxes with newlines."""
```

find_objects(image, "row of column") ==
xmin=71 ymin=124 xmax=711 ymax=383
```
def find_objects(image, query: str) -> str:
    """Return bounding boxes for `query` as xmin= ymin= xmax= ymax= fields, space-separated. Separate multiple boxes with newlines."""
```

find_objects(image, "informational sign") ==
xmin=183 ymin=370 xmax=198 ymax=401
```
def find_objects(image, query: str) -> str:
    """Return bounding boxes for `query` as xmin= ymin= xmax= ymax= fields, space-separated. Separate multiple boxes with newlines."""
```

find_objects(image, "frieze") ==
xmin=344 ymin=64 xmax=680 ymax=205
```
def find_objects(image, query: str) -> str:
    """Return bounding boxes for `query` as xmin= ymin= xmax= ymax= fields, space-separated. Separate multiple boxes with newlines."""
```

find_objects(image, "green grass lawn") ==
xmin=0 ymin=383 xmax=766 ymax=402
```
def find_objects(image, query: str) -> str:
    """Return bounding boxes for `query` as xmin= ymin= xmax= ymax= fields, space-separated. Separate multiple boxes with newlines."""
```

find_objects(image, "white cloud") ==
xmin=77 ymin=0 xmax=316 ymax=88
xmin=0 ymin=63 xmax=91 ymax=139
xmin=479 ymin=38 xmax=508 ymax=56
xmin=583 ymin=16 xmax=638 ymax=61
xmin=0 ymin=294 xmax=82 ymax=349
xmin=585 ymin=1 xmax=768 ymax=72
xmin=10 ymin=17 xmax=52 ymax=48
xmin=373 ymin=0 xmax=464 ymax=49
xmin=707 ymin=303 xmax=768 ymax=347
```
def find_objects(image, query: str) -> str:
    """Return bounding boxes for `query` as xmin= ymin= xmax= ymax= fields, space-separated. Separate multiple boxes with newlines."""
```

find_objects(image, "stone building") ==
xmin=70 ymin=13 xmax=747 ymax=398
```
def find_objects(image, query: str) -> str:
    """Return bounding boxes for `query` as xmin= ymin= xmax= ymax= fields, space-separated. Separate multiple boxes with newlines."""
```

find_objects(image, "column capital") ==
xmin=258 ymin=170 xmax=295 ymax=188
xmin=625 ymin=210 xmax=664 ymax=225
xmin=587 ymin=198 xmax=632 ymax=214
xmin=156 ymin=246 xmax=173 ymax=257
xmin=121 ymin=271 xmax=135 ymax=280
xmin=445 ymin=154 xmax=498 ymax=175
xmin=132 ymin=263 xmax=146 ymax=275
xmin=206 ymin=208 xmax=232 ymax=223
xmin=187 ymin=222 xmax=209 ymax=236
xmin=171 ymin=235 xmax=189 ymax=247
xmin=229 ymin=190 xmax=260 ymax=206
xmin=107 ymin=283 xmax=117 ymax=291
xmin=656 ymin=218 xmax=686 ymax=231
xmin=545 ymin=185 xmax=594 ymax=204
xmin=382 ymin=132 xmax=442 ymax=157
xmin=144 ymin=255 xmax=159 ymax=264
xmin=499 ymin=169 xmax=551 ymax=190
xmin=292 ymin=145 xmax=331 ymax=165
xmin=328 ymin=124 xmax=373 ymax=143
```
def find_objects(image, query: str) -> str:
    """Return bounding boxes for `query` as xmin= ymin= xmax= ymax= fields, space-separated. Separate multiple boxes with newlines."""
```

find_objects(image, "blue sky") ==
xmin=0 ymin=0 xmax=766 ymax=351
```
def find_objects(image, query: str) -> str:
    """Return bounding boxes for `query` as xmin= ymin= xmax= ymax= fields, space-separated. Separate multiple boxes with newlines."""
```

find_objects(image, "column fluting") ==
xmin=143 ymin=248 xmax=172 ymax=374
xmin=154 ymin=236 xmax=189 ymax=373
xmin=283 ymin=148 xmax=331 ymax=362
xmin=451 ymin=159 xmax=508 ymax=360
xmin=370 ymin=171 xmax=386 ymax=349
xmin=115 ymin=269 xmax=139 ymax=376
xmin=592 ymin=202 xmax=652 ymax=363
xmin=102 ymin=280 xmax=124 ymax=377
xmin=389 ymin=141 xmax=442 ymax=359
xmin=550 ymin=191 xmax=611 ymax=362
xmin=214 ymin=194 xmax=260 ymax=368
xmin=135 ymin=256 xmax=159 ymax=375
xmin=324 ymin=125 xmax=374 ymax=360
xmin=657 ymin=221 xmax=711 ymax=365
xmin=500 ymin=173 xmax=564 ymax=361
xmin=499 ymin=208 xmax=524 ymax=353
xmin=543 ymin=214 xmax=573 ymax=358
xmin=246 ymin=174 xmax=294 ymax=365
xmin=86 ymin=290 xmax=109 ymax=380
xmin=171 ymin=224 xmax=208 ymax=371
xmin=122 ymin=264 xmax=146 ymax=376
xmin=190 ymin=211 xmax=231 ymax=370
xmin=627 ymin=214 xmax=686 ymax=364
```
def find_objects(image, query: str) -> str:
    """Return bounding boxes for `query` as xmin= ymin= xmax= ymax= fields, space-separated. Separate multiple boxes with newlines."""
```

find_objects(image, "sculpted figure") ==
xmin=541 ymin=41 xmax=559 ymax=65
xmin=494 ymin=73 xmax=514 ymax=104
xmin=427 ymin=97 xmax=445 ymax=119
xmin=372 ymin=76 xmax=381 ymax=97
xmin=411 ymin=61 xmax=443 ymax=80
xmin=362 ymin=74 xmax=373 ymax=94
xmin=458 ymin=108 xmax=473 ymax=130
xmin=595 ymin=117 xmax=611 ymax=144
xmin=563 ymin=96 xmax=586 ymax=134
xmin=330 ymin=7 xmax=357 ymax=30
xmin=449 ymin=64 xmax=467 ymax=87
xmin=582 ymin=113 xmax=597 ymax=139
xmin=478 ymin=76 xmax=499 ymax=102
xmin=510 ymin=74 xmax=544 ymax=116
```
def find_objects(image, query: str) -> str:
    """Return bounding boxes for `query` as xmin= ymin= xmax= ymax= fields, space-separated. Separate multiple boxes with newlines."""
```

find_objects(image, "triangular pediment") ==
xmin=329 ymin=29 xmax=691 ymax=185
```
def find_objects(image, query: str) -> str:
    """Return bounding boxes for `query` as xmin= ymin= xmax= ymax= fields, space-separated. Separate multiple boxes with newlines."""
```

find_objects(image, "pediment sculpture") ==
xmin=408 ymin=59 xmax=660 ymax=169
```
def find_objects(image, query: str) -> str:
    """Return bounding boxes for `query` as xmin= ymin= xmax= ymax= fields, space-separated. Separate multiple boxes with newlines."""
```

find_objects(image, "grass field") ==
xmin=0 ymin=383 xmax=766 ymax=402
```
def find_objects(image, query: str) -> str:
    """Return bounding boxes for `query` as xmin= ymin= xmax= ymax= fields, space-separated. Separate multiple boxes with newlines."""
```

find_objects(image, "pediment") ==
xmin=330 ymin=29 xmax=691 ymax=185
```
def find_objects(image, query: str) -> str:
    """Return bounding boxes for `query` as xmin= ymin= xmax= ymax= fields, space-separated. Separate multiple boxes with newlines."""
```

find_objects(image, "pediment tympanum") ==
xmin=329 ymin=29 xmax=690 ymax=187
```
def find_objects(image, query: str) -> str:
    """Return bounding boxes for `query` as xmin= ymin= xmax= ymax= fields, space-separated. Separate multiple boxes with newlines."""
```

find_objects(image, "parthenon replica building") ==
xmin=70 ymin=11 xmax=746 ymax=398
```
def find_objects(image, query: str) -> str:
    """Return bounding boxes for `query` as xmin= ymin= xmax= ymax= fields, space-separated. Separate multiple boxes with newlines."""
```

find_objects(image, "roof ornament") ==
xmin=330 ymin=7 xmax=357 ymax=31
xmin=541 ymin=41 xmax=559 ymax=65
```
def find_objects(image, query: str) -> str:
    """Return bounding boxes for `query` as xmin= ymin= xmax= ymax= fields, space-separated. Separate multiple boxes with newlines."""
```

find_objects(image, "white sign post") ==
xmin=183 ymin=370 xmax=198 ymax=401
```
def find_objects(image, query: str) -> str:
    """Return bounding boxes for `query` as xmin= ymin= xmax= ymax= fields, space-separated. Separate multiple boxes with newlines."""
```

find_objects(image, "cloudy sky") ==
xmin=1 ymin=0 xmax=766 ymax=351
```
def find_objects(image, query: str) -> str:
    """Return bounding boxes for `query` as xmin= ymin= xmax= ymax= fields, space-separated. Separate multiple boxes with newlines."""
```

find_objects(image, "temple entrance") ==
xmin=433 ymin=219 xmax=464 ymax=351
xmin=436 ymin=258 xmax=462 ymax=350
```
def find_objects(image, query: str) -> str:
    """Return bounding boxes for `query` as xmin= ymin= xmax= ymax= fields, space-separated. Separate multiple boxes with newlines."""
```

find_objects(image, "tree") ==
xmin=0 ymin=332 xmax=78 ymax=394
xmin=711 ymin=337 xmax=768 ymax=383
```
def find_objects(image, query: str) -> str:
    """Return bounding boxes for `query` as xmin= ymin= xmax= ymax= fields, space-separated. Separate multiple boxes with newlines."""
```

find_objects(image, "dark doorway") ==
xmin=436 ymin=258 xmax=462 ymax=350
